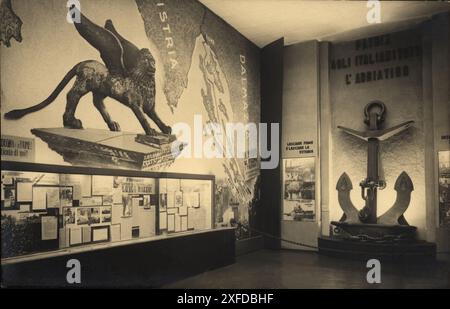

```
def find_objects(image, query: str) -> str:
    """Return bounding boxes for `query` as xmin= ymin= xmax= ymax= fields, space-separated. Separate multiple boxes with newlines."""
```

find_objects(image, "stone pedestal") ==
xmin=31 ymin=128 xmax=182 ymax=171
xmin=318 ymin=236 xmax=436 ymax=261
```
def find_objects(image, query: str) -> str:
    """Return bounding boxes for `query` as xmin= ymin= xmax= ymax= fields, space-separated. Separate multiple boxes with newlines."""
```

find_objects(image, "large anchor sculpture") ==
xmin=333 ymin=101 xmax=416 ymax=241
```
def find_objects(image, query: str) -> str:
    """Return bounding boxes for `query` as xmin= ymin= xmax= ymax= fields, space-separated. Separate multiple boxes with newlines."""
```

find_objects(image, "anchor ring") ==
xmin=364 ymin=100 xmax=386 ymax=125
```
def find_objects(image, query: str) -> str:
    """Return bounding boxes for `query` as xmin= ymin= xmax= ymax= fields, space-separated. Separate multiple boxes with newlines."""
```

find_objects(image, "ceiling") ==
xmin=199 ymin=0 xmax=450 ymax=47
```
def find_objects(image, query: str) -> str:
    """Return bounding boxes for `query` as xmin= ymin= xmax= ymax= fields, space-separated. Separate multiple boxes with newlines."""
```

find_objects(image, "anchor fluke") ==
xmin=377 ymin=171 xmax=414 ymax=225
xmin=336 ymin=172 xmax=360 ymax=223
xmin=336 ymin=172 xmax=353 ymax=190
xmin=394 ymin=171 xmax=414 ymax=192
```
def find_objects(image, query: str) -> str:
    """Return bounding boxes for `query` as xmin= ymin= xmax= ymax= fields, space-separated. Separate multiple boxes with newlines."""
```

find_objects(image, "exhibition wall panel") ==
xmin=280 ymin=41 xmax=320 ymax=250
xmin=324 ymin=14 xmax=450 ymax=246
xmin=427 ymin=13 xmax=450 ymax=259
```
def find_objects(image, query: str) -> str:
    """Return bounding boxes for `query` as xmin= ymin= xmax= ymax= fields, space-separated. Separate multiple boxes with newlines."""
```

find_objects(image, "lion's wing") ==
xmin=72 ymin=7 xmax=125 ymax=76
xmin=104 ymin=19 xmax=141 ymax=75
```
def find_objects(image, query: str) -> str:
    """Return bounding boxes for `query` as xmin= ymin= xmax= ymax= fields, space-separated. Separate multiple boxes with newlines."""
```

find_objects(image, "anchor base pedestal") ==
xmin=331 ymin=221 xmax=417 ymax=242
xmin=318 ymin=236 xmax=436 ymax=261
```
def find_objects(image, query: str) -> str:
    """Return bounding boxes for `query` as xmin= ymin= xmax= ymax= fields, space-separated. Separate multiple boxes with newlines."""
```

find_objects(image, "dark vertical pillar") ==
xmin=260 ymin=38 xmax=284 ymax=249
xmin=366 ymin=138 xmax=379 ymax=223
xmin=155 ymin=178 xmax=160 ymax=235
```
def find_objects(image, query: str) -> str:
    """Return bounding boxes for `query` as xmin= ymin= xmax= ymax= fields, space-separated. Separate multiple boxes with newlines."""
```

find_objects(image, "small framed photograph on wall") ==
xmin=438 ymin=150 xmax=450 ymax=227
xmin=282 ymin=157 xmax=316 ymax=222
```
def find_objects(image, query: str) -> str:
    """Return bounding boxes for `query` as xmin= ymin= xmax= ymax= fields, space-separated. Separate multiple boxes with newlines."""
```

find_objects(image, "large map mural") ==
xmin=0 ymin=0 xmax=261 ymax=233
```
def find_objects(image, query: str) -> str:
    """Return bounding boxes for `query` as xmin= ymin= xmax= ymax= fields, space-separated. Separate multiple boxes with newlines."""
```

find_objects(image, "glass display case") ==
xmin=1 ymin=162 xmax=214 ymax=259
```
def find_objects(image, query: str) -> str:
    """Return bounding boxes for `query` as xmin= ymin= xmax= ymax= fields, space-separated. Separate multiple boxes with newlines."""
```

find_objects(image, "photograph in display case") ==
xmin=77 ymin=208 xmax=91 ymax=225
xmin=191 ymin=192 xmax=200 ymax=208
xmin=174 ymin=191 xmax=183 ymax=207
xmin=63 ymin=207 xmax=76 ymax=226
xmin=1 ymin=185 xmax=16 ymax=209
xmin=150 ymin=194 xmax=158 ymax=207
xmin=32 ymin=186 xmax=47 ymax=211
xmin=80 ymin=196 xmax=103 ymax=207
xmin=69 ymin=227 xmax=82 ymax=246
xmin=101 ymin=206 xmax=112 ymax=223
xmin=167 ymin=214 xmax=175 ymax=232
xmin=179 ymin=206 xmax=188 ymax=216
xmin=102 ymin=195 xmax=113 ymax=205
xmin=35 ymin=174 xmax=60 ymax=186
xmin=60 ymin=186 xmax=73 ymax=207
xmin=282 ymin=157 xmax=316 ymax=221
xmin=19 ymin=204 xmax=31 ymax=212
xmin=41 ymin=216 xmax=58 ymax=240
xmin=439 ymin=150 xmax=450 ymax=226
xmin=89 ymin=207 xmax=101 ymax=225
xmin=92 ymin=175 xmax=113 ymax=196
xmin=110 ymin=224 xmax=121 ymax=242
xmin=159 ymin=193 xmax=167 ymax=210
xmin=46 ymin=187 xmax=60 ymax=209
xmin=92 ymin=226 xmax=110 ymax=243
xmin=132 ymin=226 xmax=140 ymax=238
xmin=122 ymin=196 xmax=133 ymax=218
xmin=185 ymin=192 xmax=200 ymax=208
xmin=82 ymin=226 xmax=92 ymax=243
xmin=16 ymin=182 xmax=32 ymax=202
xmin=81 ymin=175 xmax=92 ymax=197
xmin=160 ymin=212 xmax=167 ymax=230
xmin=167 ymin=192 xmax=175 ymax=208
xmin=142 ymin=195 xmax=151 ymax=209
xmin=132 ymin=196 xmax=141 ymax=207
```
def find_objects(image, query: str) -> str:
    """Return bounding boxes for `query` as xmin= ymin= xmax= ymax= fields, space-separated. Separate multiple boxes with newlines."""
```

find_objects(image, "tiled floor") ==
xmin=164 ymin=249 xmax=449 ymax=289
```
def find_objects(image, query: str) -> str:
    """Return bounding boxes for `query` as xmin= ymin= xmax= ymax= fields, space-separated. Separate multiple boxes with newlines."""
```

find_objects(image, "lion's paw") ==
xmin=63 ymin=115 xmax=83 ymax=129
xmin=109 ymin=121 xmax=121 ymax=132
xmin=161 ymin=125 xmax=172 ymax=135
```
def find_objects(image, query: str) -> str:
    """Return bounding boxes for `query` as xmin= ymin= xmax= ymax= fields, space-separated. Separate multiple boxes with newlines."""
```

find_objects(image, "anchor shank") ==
xmin=366 ymin=137 xmax=379 ymax=223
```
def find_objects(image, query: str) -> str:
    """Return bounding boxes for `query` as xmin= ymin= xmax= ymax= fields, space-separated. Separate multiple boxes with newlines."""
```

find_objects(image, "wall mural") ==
xmin=0 ymin=0 xmax=22 ymax=47
xmin=0 ymin=0 xmax=261 ymax=236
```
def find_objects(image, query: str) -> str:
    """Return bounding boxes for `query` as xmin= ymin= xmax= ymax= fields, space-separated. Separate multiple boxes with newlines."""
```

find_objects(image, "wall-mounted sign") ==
xmin=1 ymin=135 xmax=35 ymax=163
xmin=330 ymin=33 xmax=422 ymax=86
xmin=285 ymin=140 xmax=315 ymax=156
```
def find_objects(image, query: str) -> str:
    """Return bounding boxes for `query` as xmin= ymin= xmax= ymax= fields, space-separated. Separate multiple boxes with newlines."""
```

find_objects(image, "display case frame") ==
xmin=1 ymin=161 xmax=215 ymax=261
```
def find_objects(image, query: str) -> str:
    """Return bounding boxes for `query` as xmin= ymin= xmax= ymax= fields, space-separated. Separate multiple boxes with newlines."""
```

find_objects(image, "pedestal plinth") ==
xmin=318 ymin=236 xmax=436 ymax=261
xmin=31 ymin=128 xmax=182 ymax=171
